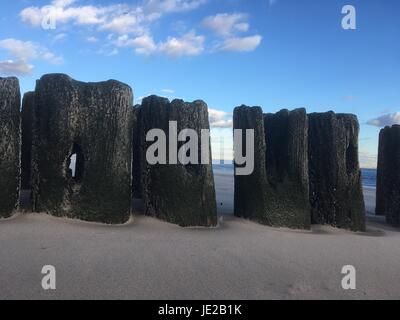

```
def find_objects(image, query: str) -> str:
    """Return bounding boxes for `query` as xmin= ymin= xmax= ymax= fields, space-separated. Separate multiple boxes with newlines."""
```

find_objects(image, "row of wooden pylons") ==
xmin=233 ymin=107 xmax=365 ymax=231
xmin=0 ymin=74 xmax=398 ymax=230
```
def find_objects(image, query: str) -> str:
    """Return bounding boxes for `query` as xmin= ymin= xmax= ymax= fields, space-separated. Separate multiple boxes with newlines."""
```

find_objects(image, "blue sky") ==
xmin=1 ymin=0 xmax=399 ymax=167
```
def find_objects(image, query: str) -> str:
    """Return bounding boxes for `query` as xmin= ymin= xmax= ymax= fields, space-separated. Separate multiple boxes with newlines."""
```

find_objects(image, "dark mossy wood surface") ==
xmin=139 ymin=95 xmax=217 ymax=227
xmin=132 ymin=105 xmax=142 ymax=199
xmin=0 ymin=77 xmax=21 ymax=218
xmin=376 ymin=125 xmax=400 ymax=226
xmin=234 ymin=107 xmax=310 ymax=229
xmin=264 ymin=109 xmax=311 ymax=229
xmin=233 ymin=106 xmax=270 ymax=224
xmin=308 ymin=112 xmax=365 ymax=231
xmin=31 ymin=74 xmax=133 ymax=224
xmin=21 ymin=91 xmax=35 ymax=190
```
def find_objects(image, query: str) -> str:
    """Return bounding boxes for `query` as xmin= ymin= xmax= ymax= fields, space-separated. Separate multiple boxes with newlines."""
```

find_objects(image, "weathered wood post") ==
xmin=234 ymin=106 xmax=310 ymax=229
xmin=0 ymin=77 xmax=21 ymax=218
xmin=308 ymin=112 xmax=365 ymax=231
xmin=264 ymin=109 xmax=310 ymax=229
xmin=233 ymin=106 xmax=269 ymax=223
xmin=139 ymin=95 xmax=217 ymax=227
xmin=376 ymin=125 xmax=400 ymax=226
xmin=31 ymin=74 xmax=133 ymax=224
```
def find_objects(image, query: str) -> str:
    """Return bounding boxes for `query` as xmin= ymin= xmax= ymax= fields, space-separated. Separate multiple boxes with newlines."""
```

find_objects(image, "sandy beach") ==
xmin=0 ymin=172 xmax=399 ymax=300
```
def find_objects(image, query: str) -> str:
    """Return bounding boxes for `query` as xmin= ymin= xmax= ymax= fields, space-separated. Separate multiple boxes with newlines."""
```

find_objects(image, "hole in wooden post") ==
xmin=67 ymin=142 xmax=85 ymax=182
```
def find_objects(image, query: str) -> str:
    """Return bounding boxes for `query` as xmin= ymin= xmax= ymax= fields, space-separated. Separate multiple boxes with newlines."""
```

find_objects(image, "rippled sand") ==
xmin=0 ymin=173 xmax=399 ymax=300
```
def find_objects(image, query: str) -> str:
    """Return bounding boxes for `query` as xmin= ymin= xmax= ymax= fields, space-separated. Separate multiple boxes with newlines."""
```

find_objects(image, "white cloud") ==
xmin=115 ymin=31 xmax=204 ymax=56
xmin=159 ymin=31 xmax=204 ymax=57
xmin=0 ymin=38 xmax=63 ymax=65
xmin=219 ymin=35 xmax=262 ymax=52
xmin=99 ymin=11 xmax=145 ymax=34
xmin=131 ymin=35 xmax=158 ymax=55
xmin=19 ymin=7 xmax=43 ymax=26
xmin=161 ymin=88 xmax=175 ymax=94
xmin=209 ymin=108 xmax=233 ymax=128
xmin=19 ymin=1 xmax=263 ymax=58
xmin=53 ymin=33 xmax=67 ymax=43
xmin=86 ymin=36 xmax=99 ymax=43
xmin=114 ymin=34 xmax=130 ymax=47
xmin=20 ymin=2 xmax=109 ymax=27
xmin=367 ymin=112 xmax=400 ymax=127
xmin=0 ymin=38 xmax=39 ymax=61
xmin=202 ymin=13 xmax=249 ymax=37
xmin=20 ymin=0 xmax=207 ymax=35
xmin=114 ymin=34 xmax=157 ymax=54
xmin=0 ymin=60 xmax=34 ymax=76
xmin=202 ymin=12 xmax=262 ymax=54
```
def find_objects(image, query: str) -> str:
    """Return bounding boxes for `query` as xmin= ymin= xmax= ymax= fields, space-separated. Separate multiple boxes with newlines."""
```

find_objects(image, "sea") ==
xmin=212 ymin=162 xmax=377 ymax=189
